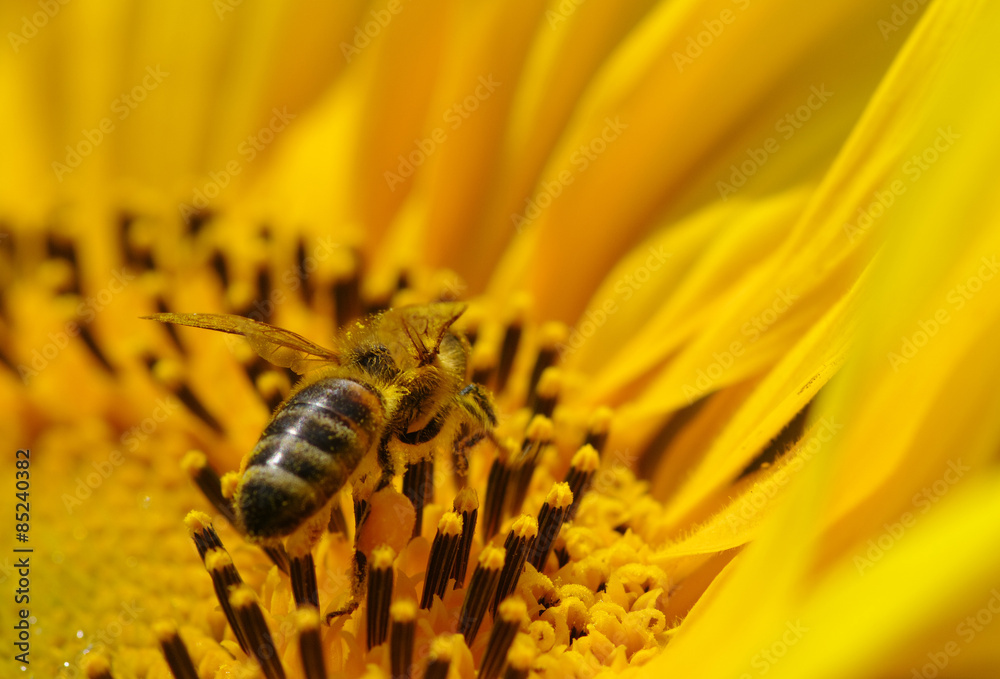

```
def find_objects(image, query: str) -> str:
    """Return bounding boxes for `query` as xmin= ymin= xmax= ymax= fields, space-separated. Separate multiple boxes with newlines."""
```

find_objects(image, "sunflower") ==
xmin=3 ymin=0 xmax=1000 ymax=678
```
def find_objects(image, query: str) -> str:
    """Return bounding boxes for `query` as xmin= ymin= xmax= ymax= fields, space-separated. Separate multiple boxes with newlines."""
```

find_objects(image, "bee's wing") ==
xmin=143 ymin=313 xmax=340 ymax=373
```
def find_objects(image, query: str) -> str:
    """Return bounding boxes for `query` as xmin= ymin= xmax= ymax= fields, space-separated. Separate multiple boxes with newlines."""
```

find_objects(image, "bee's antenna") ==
xmin=400 ymin=316 xmax=433 ymax=365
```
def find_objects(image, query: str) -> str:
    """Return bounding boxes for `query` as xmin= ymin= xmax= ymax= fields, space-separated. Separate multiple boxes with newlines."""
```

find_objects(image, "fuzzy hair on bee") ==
xmin=144 ymin=302 xmax=497 ymax=544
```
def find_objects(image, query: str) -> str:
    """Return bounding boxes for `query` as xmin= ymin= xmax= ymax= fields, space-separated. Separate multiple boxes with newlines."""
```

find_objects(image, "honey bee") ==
xmin=145 ymin=303 xmax=496 ymax=543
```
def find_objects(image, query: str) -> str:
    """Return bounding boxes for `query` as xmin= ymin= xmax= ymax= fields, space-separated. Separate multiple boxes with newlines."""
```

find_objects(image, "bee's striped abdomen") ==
xmin=236 ymin=378 xmax=383 ymax=539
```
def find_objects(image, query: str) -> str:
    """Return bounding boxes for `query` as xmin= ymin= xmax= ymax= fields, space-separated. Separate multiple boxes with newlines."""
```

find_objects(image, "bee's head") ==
xmin=383 ymin=302 xmax=467 ymax=368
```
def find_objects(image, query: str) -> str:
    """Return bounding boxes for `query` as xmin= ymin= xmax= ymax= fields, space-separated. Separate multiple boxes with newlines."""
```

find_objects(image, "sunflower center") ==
xmin=7 ymin=216 xmax=671 ymax=679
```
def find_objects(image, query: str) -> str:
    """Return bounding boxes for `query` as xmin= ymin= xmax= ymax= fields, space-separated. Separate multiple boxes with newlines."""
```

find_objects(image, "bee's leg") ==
xmin=456 ymin=383 xmax=499 ymax=431
xmin=350 ymin=557 xmax=367 ymax=609
xmin=451 ymin=423 xmax=486 ymax=486
xmin=328 ymin=432 xmax=396 ymax=623
xmin=325 ymin=494 xmax=369 ymax=622
xmin=351 ymin=490 xmax=371 ymax=606
xmin=452 ymin=423 xmax=472 ymax=482
xmin=324 ymin=571 xmax=361 ymax=621
xmin=327 ymin=492 xmax=349 ymax=536
xmin=353 ymin=493 xmax=370 ymax=536
xmin=375 ymin=433 xmax=397 ymax=491
xmin=451 ymin=383 xmax=499 ymax=486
